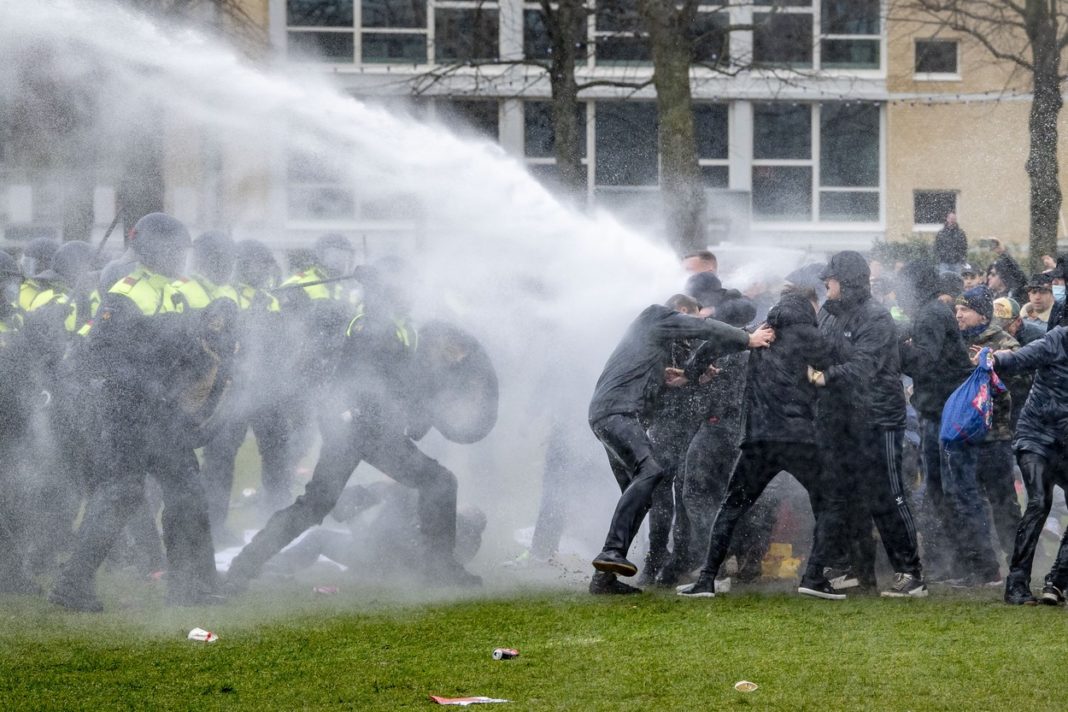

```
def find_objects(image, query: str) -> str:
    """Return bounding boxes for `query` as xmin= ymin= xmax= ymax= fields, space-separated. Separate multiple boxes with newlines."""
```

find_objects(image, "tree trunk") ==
xmin=640 ymin=0 xmax=705 ymax=256
xmin=1025 ymin=0 xmax=1062 ymax=270
xmin=545 ymin=0 xmax=586 ymax=202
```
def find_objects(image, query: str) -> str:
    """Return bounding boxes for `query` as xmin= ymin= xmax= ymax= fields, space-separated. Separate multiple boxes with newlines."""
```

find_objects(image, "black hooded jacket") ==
xmin=994 ymin=326 xmax=1068 ymax=459
xmin=588 ymin=304 xmax=750 ymax=423
xmin=743 ymin=292 xmax=834 ymax=446
xmin=818 ymin=251 xmax=907 ymax=430
xmin=898 ymin=261 xmax=971 ymax=420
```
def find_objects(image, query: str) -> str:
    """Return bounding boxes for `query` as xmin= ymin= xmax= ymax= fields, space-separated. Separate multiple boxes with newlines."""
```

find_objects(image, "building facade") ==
xmin=1 ymin=1 xmax=1064 ymax=256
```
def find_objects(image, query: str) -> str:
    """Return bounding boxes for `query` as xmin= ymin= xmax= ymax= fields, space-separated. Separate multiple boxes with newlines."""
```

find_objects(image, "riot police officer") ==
xmin=49 ymin=213 xmax=223 ymax=611
xmin=223 ymin=259 xmax=480 ymax=592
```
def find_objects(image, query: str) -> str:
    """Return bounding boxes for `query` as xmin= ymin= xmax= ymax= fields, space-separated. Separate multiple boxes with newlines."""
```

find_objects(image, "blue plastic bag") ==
xmin=940 ymin=347 xmax=1006 ymax=448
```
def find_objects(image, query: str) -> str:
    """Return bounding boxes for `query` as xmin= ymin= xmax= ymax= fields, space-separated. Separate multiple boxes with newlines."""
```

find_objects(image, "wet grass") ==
xmin=1 ymin=579 xmax=1067 ymax=710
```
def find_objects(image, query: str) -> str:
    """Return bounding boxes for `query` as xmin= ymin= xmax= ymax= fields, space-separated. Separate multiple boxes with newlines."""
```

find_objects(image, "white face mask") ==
xmin=1054 ymin=284 xmax=1066 ymax=303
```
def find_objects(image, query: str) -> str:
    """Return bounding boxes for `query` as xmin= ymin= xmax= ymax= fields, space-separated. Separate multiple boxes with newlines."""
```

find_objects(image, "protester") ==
xmin=934 ymin=212 xmax=968 ymax=274
xmin=950 ymin=287 xmax=1019 ymax=583
xmin=1022 ymin=273 xmax=1056 ymax=328
xmin=898 ymin=261 xmax=971 ymax=581
xmin=815 ymin=251 xmax=927 ymax=598
xmin=989 ymin=315 xmax=1068 ymax=605
xmin=677 ymin=290 xmax=845 ymax=599
xmin=586 ymin=294 xmax=774 ymax=594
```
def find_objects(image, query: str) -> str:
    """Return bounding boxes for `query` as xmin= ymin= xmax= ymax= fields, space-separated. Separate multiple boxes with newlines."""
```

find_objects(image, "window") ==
xmin=691 ymin=11 xmax=729 ymax=67
xmin=362 ymin=0 xmax=427 ymax=62
xmin=595 ymin=102 xmax=658 ymax=187
xmin=819 ymin=103 xmax=879 ymax=221
xmin=914 ymin=191 xmax=956 ymax=226
xmin=434 ymin=5 xmax=499 ymax=63
xmin=523 ymin=6 xmax=588 ymax=62
xmin=752 ymin=102 xmax=881 ymax=223
xmin=752 ymin=1 xmax=880 ymax=71
xmin=286 ymin=144 xmax=357 ymax=221
xmin=754 ymin=9 xmax=814 ymax=68
xmin=820 ymin=0 xmax=880 ymax=69
xmin=915 ymin=39 xmax=958 ymax=75
xmin=437 ymin=99 xmax=500 ymax=139
xmin=285 ymin=0 xmax=499 ymax=66
xmin=525 ymin=101 xmax=588 ymax=190
xmin=694 ymin=104 xmax=729 ymax=188
xmin=594 ymin=0 xmax=650 ymax=66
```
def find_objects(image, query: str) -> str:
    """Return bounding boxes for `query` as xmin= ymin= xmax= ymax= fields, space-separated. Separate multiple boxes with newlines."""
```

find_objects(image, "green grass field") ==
xmin=3 ymin=574 xmax=1068 ymax=711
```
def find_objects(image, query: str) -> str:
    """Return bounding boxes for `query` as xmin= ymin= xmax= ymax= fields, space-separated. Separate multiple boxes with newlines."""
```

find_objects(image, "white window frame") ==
xmin=912 ymin=189 xmax=958 ymax=232
xmin=751 ymin=102 xmax=884 ymax=229
xmin=748 ymin=0 xmax=884 ymax=76
xmin=913 ymin=37 xmax=960 ymax=82
xmin=282 ymin=0 xmax=503 ymax=68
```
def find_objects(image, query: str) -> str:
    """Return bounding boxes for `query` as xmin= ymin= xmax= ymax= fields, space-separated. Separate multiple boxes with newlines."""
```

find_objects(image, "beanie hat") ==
xmin=956 ymin=286 xmax=993 ymax=322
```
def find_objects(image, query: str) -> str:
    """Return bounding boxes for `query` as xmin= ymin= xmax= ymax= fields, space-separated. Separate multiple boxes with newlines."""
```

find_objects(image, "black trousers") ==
xmin=201 ymin=404 xmax=296 ymax=530
xmin=680 ymin=422 xmax=776 ymax=578
xmin=1008 ymin=450 xmax=1068 ymax=587
xmin=698 ymin=441 xmax=838 ymax=581
xmin=825 ymin=426 xmax=922 ymax=580
xmin=56 ymin=415 xmax=217 ymax=603
xmin=592 ymin=414 xmax=668 ymax=558
xmin=645 ymin=414 xmax=700 ymax=576
xmin=975 ymin=440 xmax=1022 ymax=561
xmin=226 ymin=408 xmax=458 ymax=584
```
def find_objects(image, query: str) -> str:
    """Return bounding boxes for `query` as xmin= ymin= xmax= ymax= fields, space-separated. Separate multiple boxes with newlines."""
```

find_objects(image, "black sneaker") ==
xmin=1004 ymin=579 xmax=1037 ymax=605
xmin=591 ymin=550 xmax=638 ymax=577
xmin=1040 ymin=582 xmax=1066 ymax=606
xmin=589 ymin=571 xmax=641 ymax=595
xmin=48 ymin=585 xmax=104 ymax=613
xmin=798 ymin=577 xmax=847 ymax=600
xmin=676 ymin=575 xmax=717 ymax=598
xmin=880 ymin=572 xmax=929 ymax=598
xmin=823 ymin=567 xmax=859 ymax=590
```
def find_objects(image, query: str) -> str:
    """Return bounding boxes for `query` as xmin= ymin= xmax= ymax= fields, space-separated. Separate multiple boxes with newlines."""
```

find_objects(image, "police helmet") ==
xmin=38 ymin=240 xmax=93 ymax=286
xmin=20 ymin=236 xmax=60 ymax=278
xmin=315 ymin=233 xmax=354 ymax=278
xmin=193 ymin=231 xmax=236 ymax=284
xmin=234 ymin=240 xmax=278 ymax=289
xmin=128 ymin=213 xmax=192 ymax=278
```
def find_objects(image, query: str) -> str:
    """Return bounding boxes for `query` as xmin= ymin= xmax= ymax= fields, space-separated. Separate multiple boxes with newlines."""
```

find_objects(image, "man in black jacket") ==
xmin=677 ymin=290 xmax=845 ymax=599
xmin=898 ymin=260 xmax=972 ymax=579
xmin=587 ymin=295 xmax=774 ymax=594
xmin=815 ymin=251 xmax=927 ymax=598
xmin=990 ymin=317 xmax=1068 ymax=605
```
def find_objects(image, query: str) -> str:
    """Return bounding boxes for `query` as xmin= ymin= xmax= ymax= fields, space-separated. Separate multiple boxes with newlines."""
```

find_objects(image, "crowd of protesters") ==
xmin=584 ymin=216 xmax=1068 ymax=605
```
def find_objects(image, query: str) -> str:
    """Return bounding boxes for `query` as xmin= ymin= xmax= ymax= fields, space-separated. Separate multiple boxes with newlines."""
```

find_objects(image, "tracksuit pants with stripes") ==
xmin=826 ymin=427 xmax=923 ymax=581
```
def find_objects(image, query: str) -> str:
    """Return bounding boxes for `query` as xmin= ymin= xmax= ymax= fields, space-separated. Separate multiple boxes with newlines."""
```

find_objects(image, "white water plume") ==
xmin=0 ymin=0 xmax=689 ymax=584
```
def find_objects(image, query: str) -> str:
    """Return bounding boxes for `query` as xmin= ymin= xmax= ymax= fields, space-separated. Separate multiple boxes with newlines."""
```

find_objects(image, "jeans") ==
xmin=942 ymin=442 xmax=1001 ymax=579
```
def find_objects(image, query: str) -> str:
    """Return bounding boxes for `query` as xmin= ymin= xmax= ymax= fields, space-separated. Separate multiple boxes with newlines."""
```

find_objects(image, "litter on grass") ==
xmin=313 ymin=586 xmax=339 ymax=595
xmin=429 ymin=695 xmax=509 ymax=705
xmin=734 ymin=681 xmax=759 ymax=692
xmin=188 ymin=628 xmax=218 ymax=643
